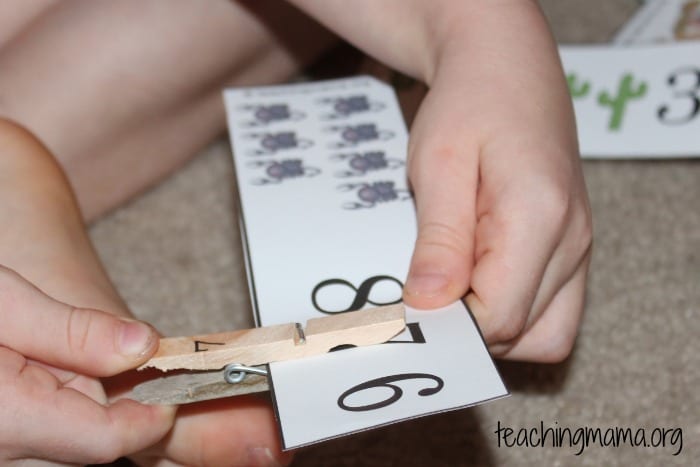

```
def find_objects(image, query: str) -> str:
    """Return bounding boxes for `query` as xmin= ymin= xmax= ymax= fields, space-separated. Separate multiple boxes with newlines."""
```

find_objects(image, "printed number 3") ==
xmin=658 ymin=67 xmax=700 ymax=125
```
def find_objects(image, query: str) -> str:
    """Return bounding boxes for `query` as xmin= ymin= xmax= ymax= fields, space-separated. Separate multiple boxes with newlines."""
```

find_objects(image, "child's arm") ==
xmin=0 ymin=120 xmax=287 ymax=466
xmin=0 ymin=119 xmax=175 ymax=464
xmin=288 ymin=0 xmax=593 ymax=361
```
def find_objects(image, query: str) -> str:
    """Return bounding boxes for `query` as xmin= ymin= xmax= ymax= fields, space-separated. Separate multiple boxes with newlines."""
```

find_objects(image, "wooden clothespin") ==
xmin=132 ymin=304 xmax=405 ymax=405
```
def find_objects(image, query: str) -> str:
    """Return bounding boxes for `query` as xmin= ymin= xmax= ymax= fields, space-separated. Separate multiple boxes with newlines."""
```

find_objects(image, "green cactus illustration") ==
xmin=597 ymin=73 xmax=648 ymax=131
xmin=566 ymin=73 xmax=591 ymax=98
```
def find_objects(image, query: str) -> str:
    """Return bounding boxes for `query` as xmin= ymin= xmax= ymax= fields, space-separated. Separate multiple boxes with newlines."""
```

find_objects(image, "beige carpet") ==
xmin=91 ymin=1 xmax=699 ymax=465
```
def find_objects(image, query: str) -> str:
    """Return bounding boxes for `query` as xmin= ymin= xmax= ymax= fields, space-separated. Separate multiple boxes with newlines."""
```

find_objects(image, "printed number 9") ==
xmin=337 ymin=373 xmax=444 ymax=412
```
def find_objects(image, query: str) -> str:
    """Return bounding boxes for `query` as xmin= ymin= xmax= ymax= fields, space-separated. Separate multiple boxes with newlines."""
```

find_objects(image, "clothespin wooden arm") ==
xmin=132 ymin=304 xmax=406 ymax=405
xmin=139 ymin=304 xmax=406 ymax=372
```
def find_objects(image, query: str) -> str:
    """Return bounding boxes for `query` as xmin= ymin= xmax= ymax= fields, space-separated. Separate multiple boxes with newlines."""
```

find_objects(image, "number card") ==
xmin=560 ymin=42 xmax=700 ymax=157
xmin=224 ymin=77 xmax=507 ymax=449
xmin=612 ymin=0 xmax=700 ymax=45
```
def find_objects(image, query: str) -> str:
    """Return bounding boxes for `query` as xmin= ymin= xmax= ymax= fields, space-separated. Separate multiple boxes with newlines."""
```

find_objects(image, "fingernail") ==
xmin=153 ymin=404 xmax=178 ymax=423
xmin=248 ymin=447 xmax=283 ymax=467
xmin=118 ymin=319 xmax=154 ymax=357
xmin=405 ymin=272 xmax=449 ymax=297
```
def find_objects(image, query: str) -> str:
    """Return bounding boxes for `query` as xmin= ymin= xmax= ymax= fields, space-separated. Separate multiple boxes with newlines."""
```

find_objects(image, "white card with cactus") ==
xmin=559 ymin=42 xmax=700 ymax=158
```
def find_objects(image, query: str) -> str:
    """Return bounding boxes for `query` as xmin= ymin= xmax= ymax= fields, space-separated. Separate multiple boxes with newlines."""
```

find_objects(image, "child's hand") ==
xmin=0 ymin=266 xmax=174 ymax=465
xmin=398 ymin=3 xmax=592 ymax=361
xmin=1 ymin=118 xmax=289 ymax=466
xmin=288 ymin=0 xmax=592 ymax=361
xmin=126 ymin=397 xmax=291 ymax=466
xmin=402 ymin=60 xmax=592 ymax=362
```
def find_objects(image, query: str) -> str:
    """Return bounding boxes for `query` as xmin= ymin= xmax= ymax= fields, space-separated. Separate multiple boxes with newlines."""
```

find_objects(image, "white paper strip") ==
xmin=560 ymin=42 xmax=700 ymax=157
xmin=224 ymin=77 xmax=507 ymax=449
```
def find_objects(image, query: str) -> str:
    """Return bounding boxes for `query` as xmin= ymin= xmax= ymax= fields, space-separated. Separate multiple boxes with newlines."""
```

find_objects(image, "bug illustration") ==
xmin=238 ymin=103 xmax=305 ymax=127
xmin=318 ymin=95 xmax=385 ymax=119
xmin=245 ymin=131 xmax=313 ymax=155
xmin=338 ymin=181 xmax=412 ymax=209
xmin=326 ymin=124 xmax=394 ymax=148
xmin=331 ymin=151 xmax=404 ymax=177
xmin=248 ymin=159 xmax=320 ymax=185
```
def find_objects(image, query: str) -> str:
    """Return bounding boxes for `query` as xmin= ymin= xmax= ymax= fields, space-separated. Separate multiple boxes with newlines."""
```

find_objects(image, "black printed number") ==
xmin=387 ymin=322 xmax=426 ymax=344
xmin=337 ymin=373 xmax=445 ymax=412
xmin=194 ymin=340 xmax=224 ymax=352
xmin=311 ymin=275 xmax=403 ymax=314
xmin=312 ymin=275 xmax=443 ymax=412
xmin=658 ymin=67 xmax=700 ymax=125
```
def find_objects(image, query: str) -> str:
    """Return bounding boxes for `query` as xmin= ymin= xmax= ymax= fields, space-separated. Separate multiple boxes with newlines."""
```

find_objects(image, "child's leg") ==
xmin=0 ymin=0 xmax=336 ymax=220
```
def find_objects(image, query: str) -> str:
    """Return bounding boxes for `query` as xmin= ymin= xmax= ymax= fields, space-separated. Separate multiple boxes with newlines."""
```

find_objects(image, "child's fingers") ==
xmin=492 ymin=259 xmax=590 ymax=361
xmin=133 ymin=396 xmax=291 ymax=467
xmin=403 ymin=138 xmax=479 ymax=309
xmin=467 ymin=175 xmax=570 ymax=347
xmin=467 ymin=151 xmax=592 ymax=360
xmin=0 ymin=265 xmax=158 ymax=377
xmin=522 ymin=208 xmax=592 ymax=333
xmin=2 ymin=350 xmax=174 ymax=464
xmin=41 ymin=397 xmax=173 ymax=464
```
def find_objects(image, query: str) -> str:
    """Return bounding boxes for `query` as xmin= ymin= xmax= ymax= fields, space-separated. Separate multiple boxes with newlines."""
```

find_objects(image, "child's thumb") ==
xmin=0 ymin=266 xmax=158 ymax=377
xmin=402 ymin=149 xmax=477 ymax=309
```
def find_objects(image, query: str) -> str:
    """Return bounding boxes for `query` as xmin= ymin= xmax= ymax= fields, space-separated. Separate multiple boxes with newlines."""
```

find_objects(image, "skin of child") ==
xmin=0 ymin=0 xmax=592 ymax=465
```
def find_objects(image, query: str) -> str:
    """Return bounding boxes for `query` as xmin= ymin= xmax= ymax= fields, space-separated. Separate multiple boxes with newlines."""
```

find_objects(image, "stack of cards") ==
xmin=224 ymin=77 xmax=508 ymax=449
xmin=613 ymin=0 xmax=700 ymax=45
xmin=560 ymin=1 xmax=700 ymax=158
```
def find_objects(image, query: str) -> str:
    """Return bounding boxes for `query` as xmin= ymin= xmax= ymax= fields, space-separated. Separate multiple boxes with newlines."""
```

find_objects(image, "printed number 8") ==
xmin=311 ymin=275 xmax=403 ymax=314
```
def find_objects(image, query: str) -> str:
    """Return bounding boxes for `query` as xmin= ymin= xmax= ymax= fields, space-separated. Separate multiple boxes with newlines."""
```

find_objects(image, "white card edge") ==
xmin=280 ymin=392 xmax=511 ymax=451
